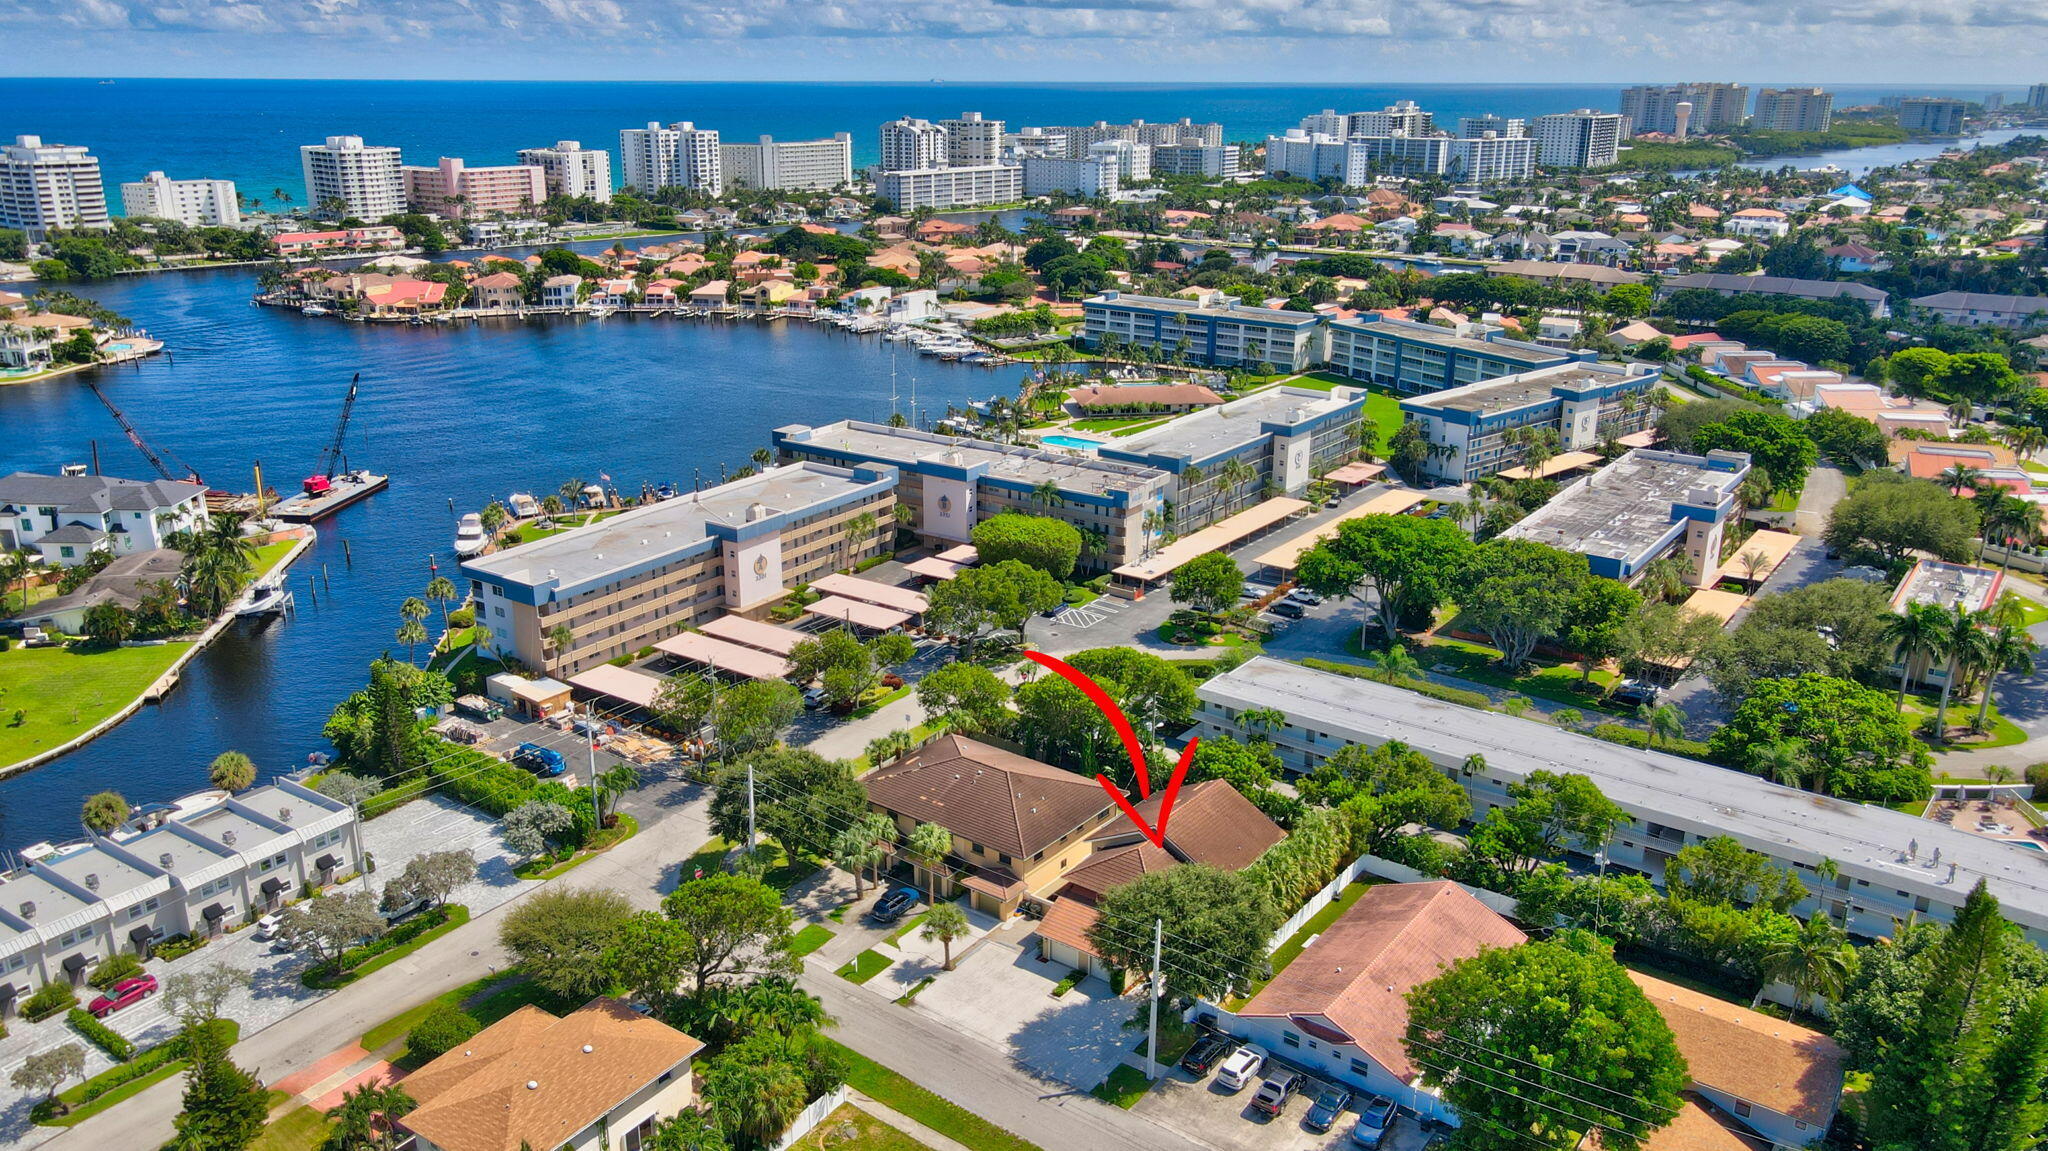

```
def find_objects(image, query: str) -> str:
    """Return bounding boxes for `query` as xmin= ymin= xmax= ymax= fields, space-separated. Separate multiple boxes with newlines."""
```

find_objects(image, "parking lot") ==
xmin=1137 ymin=1041 xmax=1440 ymax=1151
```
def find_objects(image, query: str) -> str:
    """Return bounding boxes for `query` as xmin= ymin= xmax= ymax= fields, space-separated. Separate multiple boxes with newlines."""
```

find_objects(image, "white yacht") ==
xmin=453 ymin=512 xmax=489 ymax=557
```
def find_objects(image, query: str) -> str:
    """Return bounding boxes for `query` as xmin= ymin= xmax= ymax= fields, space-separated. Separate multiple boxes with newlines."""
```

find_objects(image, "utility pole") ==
xmin=746 ymin=761 xmax=757 ymax=864
xmin=586 ymin=701 xmax=603 ymax=828
xmin=1148 ymin=917 xmax=1164 ymax=1079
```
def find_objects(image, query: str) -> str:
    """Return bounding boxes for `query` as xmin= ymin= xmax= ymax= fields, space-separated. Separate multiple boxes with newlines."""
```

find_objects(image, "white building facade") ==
xmin=875 ymin=164 xmax=1023 ymax=211
xmin=119 ymin=172 xmax=240 ymax=227
xmin=1752 ymin=88 xmax=1834 ymax=132
xmin=1021 ymin=155 xmax=1118 ymax=199
xmin=300 ymin=135 xmax=405 ymax=219
xmin=0 ymin=136 xmax=110 ymax=238
xmin=517 ymin=141 xmax=613 ymax=203
xmin=1533 ymin=111 xmax=1625 ymax=168
xmin=878 ymin=118 xmax=948 ymax=173
xmin=619 ymin=122 xmax=722 ymax=195
xmin=940 ymin=113 xmax=1005 ymax=167
xmin=720 ymin=134 xmax=854 ymax=192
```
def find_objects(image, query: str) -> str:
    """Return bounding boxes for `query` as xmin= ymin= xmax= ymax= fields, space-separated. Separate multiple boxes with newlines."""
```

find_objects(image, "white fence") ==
xmin=1263 ymin=853 xmax=1519 ymax=953
xmin=773 ymin=1085 xmax=851 ymax=1151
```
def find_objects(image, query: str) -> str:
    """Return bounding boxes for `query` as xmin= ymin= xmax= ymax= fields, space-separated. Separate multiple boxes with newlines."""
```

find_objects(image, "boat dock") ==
xmin=272 ymin=471 xmax=388 ymax=522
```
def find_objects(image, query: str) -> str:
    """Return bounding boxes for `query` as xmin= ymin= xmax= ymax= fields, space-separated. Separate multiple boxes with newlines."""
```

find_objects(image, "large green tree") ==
xmin=1454 ymin=539 xmax=1595 ymax=670
xmin=710 ymin=679 xmax=802 ymax=756
xmin=166 ymin=1016 xmax=268 ymax=1151
xmin=710 ymin=747 xmax=868 ymax=862
xmin=1699 ymin=578 xmax=1898 ymax=699
xmin=970 ymin=513 xmax=1084 ymax=581
xmin=1169 ymin=550 xmax=1243 ymax=615
xmin=912 ymin=661 xmax=1013 ymax=736
xmin=1087 ymin=865 xmax=1277 ymax=1003
xmin=606 ymin=874 xmax=798 ymax=1017
xmin=1692 ymin=410 xmax=1818 ymax=498
xmin=924 ymin=559 xmax=1063 ymax=655
xmin=1296 ymin=740 xmax=1470 ymax=854
xmin=1824 ymin=472 xmax=1980 ymax=564
xmin=1404 ymin=931 xmax=1689 ymax=1151
xmin=1295 ymin=514 xmax=1472 ymax=640
xmin=498 ymin=887 xmax=635 ymax=1000
xmin=1462 ymin=771 xmax=1627 ymax=887
xmin=1707 ymin=674 xmax=1932 ymax=802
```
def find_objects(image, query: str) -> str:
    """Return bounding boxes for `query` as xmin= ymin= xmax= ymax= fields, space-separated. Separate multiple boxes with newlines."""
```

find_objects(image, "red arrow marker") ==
xmin=1024 ymin=650 xmax=1199 ymax=850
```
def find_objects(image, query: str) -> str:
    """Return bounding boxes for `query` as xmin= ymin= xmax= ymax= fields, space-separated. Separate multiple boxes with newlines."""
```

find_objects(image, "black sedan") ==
xmin=867 ymin=886 xmax=920 ymax=924
xmin=1179 ymin=1034 xmax=1235 ymax=1076
xmin=1305 ymin=1083 xmax=1353 ymax=1132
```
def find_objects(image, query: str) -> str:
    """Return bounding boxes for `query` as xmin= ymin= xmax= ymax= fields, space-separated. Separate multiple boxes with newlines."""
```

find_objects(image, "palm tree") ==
xmin=832 ymin=812 xmax=898 ymax=899
xmin=423 ymin=577 xmax=458 ymax=633
xmin=1939 ymin=463 xmax=1985 ymax=497
xmin=0 ymin=549 xmax=32 ymax=612
xmin=725 ymin=976 xmax=832 ymax=1054
xmin=908 ymin=822 xmax=953 ymax=898
xmin=1374 ymin=643 xmax=1420 ymax=685
xmin=921 ymin=902 xmax=972 ymax=971
xmin=1974 ymin=620 xmax=2038 ymax=733
xmin=1737 ymin=468 xmax=1775 ymax=515
xmin=480 ymin=501 xmax=510 ymax=537
xmin=1643 ymin=704 xmax=1686 ymax=749
xmin=208 ymin=750 xmax=256 ymax=792
xmin=1735 ymin=548 xmax=1771 ymax=585
xmin=81 ymin=790 xmax=129 ymax=836
xmin=1932 ymin=605 xmax=1992 ymax=737
xmin=324 ymin=1082 xmax=415 ymax=1151
xmin=1881 ymin=602 xmax=1949 ymax=704
xmin=1236 ymin=706 xmax=1287 ymax=742
xmin=1637 ymin=556 xmax=1692 ymax=605
xmin=1750 ymin=739 xmax=1812 ymax=791
xmin=841 ymin=511 xmax=878 ymax=571
xmin=1983 ymin=496 xmax=2043 ymax=569
xmin=396 ymin=619 xmax=430 ymax=664
xmin=1030 ymin=480 xmax=1066 ymax=511
xmin=1217 ymin=459 xmax=1259 ymax=517
xmin=1753 ymin=914 xmax=1857 ymax=1017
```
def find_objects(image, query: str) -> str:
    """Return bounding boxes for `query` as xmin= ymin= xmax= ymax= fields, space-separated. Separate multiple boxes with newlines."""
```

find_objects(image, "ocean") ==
xmin=0 ymin=79 xmax=2012 ymax=203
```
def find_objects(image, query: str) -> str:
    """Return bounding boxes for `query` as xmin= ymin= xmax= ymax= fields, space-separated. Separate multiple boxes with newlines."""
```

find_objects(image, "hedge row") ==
xmin=302 ymin=904 xmax=459 ymax=984
xmin=1589 ymin=723 xmax=1717 ymax=761
xmin=66 ymin=1009 xmax=135 ymax=1062
xmin=31 ymin=1020 xmax=234 ymax=1123
xmin=1298 ymin=658 xmax=1494 ymax=711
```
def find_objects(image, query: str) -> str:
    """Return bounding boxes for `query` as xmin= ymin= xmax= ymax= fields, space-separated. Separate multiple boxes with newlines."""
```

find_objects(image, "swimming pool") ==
xmin=1039 ymin=434 xmax=1101 ymax=451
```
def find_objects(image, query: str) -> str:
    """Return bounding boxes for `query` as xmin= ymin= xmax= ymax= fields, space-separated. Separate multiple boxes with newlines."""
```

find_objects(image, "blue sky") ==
xmin=2 ymin=0 xmax=2041 ymax=83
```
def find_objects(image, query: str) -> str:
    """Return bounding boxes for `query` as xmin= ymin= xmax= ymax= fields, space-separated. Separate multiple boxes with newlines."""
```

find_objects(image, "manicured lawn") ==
xmin=1901 ymin=694 xmax=2031 ymax=751
xmin=0 ymin=639 xmax=194 ymax=769
xmin=884 ymin=910 xmax=930 ymax=946
xmin=790 ymin=922 xmax=836 ymax=958
xmin=304 ymin=905 xmax=470 ymax=989
xmin=837 ymin=949 xmax=894 ymax=984
xmin=789 ymin=1103 xmax=934 ymax=1150
xmin=516 ymin=814 xmax=640 ymax=879
xmin=2009 ymin=597 xmax=2048 ymax=628
xmin=1090 ymin=1063 xmax=1154 ymax=1108
xmin=851 ymin=685 xmax=913 ymax=719
xmin=1405 ymin=634 xmax=1626 ymax=712
xmin=251 ymin=539 xmax=299 ymax=577
xmin=1070 ymin=416 xmax=1158 ymax=433
xmin=362 ymin=971 xmax=579 ymax=1059
xmin=826 ymin=1041 xmax=1046 ymax=1151
xmin=35 ymin=1021 xmax=241 ymax=1127
xmin=252 ymin=1105 xmax=335 ymax=1151
xmin=1 ymin=581 xmax=58 ymax=614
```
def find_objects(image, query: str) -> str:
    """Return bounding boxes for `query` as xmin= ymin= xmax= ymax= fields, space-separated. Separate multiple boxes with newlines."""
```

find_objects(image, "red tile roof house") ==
xmin=1035 ymin=780 xmax=1284 ymax=984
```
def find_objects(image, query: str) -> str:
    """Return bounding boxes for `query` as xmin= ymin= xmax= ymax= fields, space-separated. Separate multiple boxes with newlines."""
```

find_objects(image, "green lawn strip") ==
xmin=304 ymin=905 xmax=470 ymax=989
xmin=826 ymin=1040 xmax=1046 ymax=1151
xmin=836 ymin=949 xmax=894 ymax=984
xmin=1384 ymin=632 xmax=1628 ymax=714
xmin=1068 ymin=416 xmax=1158 ymax=434
xmin=1089 ymin=1063 xmax=1154 ymax=1108
xmin=850 ymin=685 xmax=913 ymax=719
xmin=251 ymin=540 xmax=300 ymax=578
xmin=516 ymin=814 xmax=640 ymax=880
xmin=0 ymin=640 xmax=195 ymax=768
xmin=1900 ymin=695 xmax=2030 ymax=751
xmin=252 ymin=1104 xmax=336 ymax=1151
xmin=883 ymin=911 xmax=930 ymax=947
xmin=362 ymin=971 xmax=582 ymax=1063
xmin=1269 ymin=881 xmax=1382 ymax=977
xmin=788 ymin=1102 xmax=935 ymax=1151
xmin=681 ymin=836 xmax=735 ymax=879
xmin=34 ymin=1021 xmax=242 ymax=1128
xmin=790 ymin=923 xmax=836 ymax=958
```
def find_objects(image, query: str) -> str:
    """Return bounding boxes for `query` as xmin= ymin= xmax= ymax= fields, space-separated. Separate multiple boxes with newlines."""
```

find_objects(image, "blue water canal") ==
xmin=0 ymin=260 xmax=1024 ymax=850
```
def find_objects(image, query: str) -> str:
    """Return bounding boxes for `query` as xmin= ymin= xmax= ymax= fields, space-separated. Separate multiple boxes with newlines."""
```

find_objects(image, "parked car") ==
xmin=803 ymin=686 xmax=830 ymax=710
xmin=1215 ymin=1045 xmax=1267 ymax=1092
xmin=1306 ymin=1083 xmax=1354 ymax=1132
xmin=1287 ymin=589 xmax=1323 ymax=606
xmin=1351 ymin=1096 xmax=1397 ymax=1147
xmin=253 ymin=912 xmax=285 ymax=941
xmin=1250 ymin=1070 xmax=1305 ymax=1117
xmin=88 ymin=974 xmax=159 ymax=1018
xmin=1180 ymin=1034 xmax=1235 ymax=1077
xmin=1610 ymin=680 xmax=1659 ymax=708
xmin=382 ymin=895 xmax=431 ymax=925
xmin=1270 ymin=601 xmax=1306 ymax=620
xmin=868 ymin=886 xmax=919 ymax=925
xmin=513 ymin=742 xmax=567 ymax=777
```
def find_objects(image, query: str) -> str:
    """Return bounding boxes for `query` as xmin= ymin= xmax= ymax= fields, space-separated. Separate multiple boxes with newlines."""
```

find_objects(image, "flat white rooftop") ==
xmin=1503 ymin=448 xmax=1746 ymax=564
xmin=777 ymin=421 xmax=1161 ymax=499
xmin=1108 ymin=386 xmax=1358 ymax=465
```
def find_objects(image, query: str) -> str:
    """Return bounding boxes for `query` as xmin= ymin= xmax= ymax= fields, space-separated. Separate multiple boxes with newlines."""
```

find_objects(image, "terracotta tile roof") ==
xmin=1037 ymin=896 xmax=1102 ymax=956
xmin=400 ymin=998 xmax=703 ymax=1151
xmin=1238 ymin=882 xmax=1525 ymax=1080
xmin=1088 ymin=780 xmax=1285 ymax=871
xmin=1068 ymin=383 xmax=1223 ymax=409
xmin=471 ymin=272 xmax=522 ymax=288
xmin=862 ymin=735 xmax=1112 ymax=859
xmin=1627 ymin=972 xmax=1845 ymax=1128
xmin=1058 ymin=841 xmax=1179 ymax=902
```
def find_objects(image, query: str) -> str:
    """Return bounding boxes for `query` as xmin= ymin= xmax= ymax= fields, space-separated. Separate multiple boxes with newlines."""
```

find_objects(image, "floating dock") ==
xmin=272 ymin=471 xmax=388 ymax=522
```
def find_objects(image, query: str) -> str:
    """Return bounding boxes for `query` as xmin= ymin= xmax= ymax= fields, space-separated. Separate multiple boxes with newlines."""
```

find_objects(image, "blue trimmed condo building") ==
xmin=1395 ymin=361 xmax=1660 ymax=485
xmin=1080 ymin=290 xmax=1324 ymax=371
xmin=460 ymin=462 xmax=899 ymax=677
xmin=1326 ymin=313 xmax=1587 ymax=393
xmin=1502 ymin=447 xmax=1750 ymax=585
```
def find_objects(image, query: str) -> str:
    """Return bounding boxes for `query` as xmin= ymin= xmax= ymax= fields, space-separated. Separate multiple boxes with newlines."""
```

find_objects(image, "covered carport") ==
xmin=1108 ymin=496 xmax=1310 ymax=598
xmin=1250 ymin=487 xmax=1426 ymax=577
xmin=700 ymin=613 xmax=804 ymax=656
xmin=804 ymin=596 xmax=913 ymax=632
xmin=810 ymin=572 xmax=929 ymax=616
xmin=1497 ymin=450 xmax=1601 ymax=481
xmin=654 ymin=631 xmax=794 ymax=680
xmin=568 ymin=663 xmax=666 ymax=711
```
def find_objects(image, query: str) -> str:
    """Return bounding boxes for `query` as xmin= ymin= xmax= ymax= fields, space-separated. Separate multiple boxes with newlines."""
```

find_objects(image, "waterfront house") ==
xmin=0 ymin=471 xmax=208 ymax=566
xmin=398 ymin=998 xmax=704 ymax=1151
xmin=470 ymin=272 xmax=524 ymax=310
xmin=642 ymin=279 xmax=680 ymax=306
xmin=358 ymin=278 xmax=448 ymax=318
xmin=540 ymin=275 xmax=581 ymax=309
xmin=273 ymin=226 xmax=404 ymax=256
xmin=0 ymin=311 xmax=96 ymax=370
xmin=861 ymin=735 xmax=1115 ymax=920
xmin=20 ymin=547 xmax=184 ymax=634
xmin=462 ymin=462 xmax=898 ymax=677
xmin=689 ymin=280 xmax=730 ymax=308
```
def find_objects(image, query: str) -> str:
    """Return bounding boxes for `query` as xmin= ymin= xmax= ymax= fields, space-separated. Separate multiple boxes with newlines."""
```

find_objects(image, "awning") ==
xmin=1617 ymin=430 xmax=1658 ymax=448
xmin=261 ymin=877 xmax=288 ymax=895
xmin=655 ymin=632 xmax=793 ymax=681
xmin=203 ymin=902 xmax=227 ymax=921
xmin=1113 ymin=497 xmax=1312 ymax=584
xmin=568 ymin=663 xmax=666 ymax=709
xmin=0 ymin=983 xmax=18 ymax=1003
xmin=903 ymin=556 xmax=966 ymax=581
xmin=699 ymin=614 xmax=805 ymax=656
xmin=315 ymin=854 xmax=339 ymax=871
xmin=809 ymin=572 xmax=928 ymax=615
xmin=805 ymin=596 xmax=913 ymax=631
xmin=1323 ymin=461 xmax=1385 ymax=485
xmin=1678 ymin=586 xmax=1749 ymax=625
xmin=1497 ymin=450 xmax=1601 ymax=481
xmin=1726 ymin=529 xmax=1801 ymax=583
xmin=129 ymin=925 xmax=156 ymax=944
xmin=934 ymin=544 xmax=979 ymax=564
xmin=961 ymin=867 xmax=1026 ymax=901
xmin=62 ymin=954 xmax=87 ymax=973
xmin=1250 ymin=489 xmax=1427 ymax=573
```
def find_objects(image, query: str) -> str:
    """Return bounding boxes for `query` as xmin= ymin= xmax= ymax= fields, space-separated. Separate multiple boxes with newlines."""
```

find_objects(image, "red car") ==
xmin=88 ymin=974 xmax=158 ymax=1018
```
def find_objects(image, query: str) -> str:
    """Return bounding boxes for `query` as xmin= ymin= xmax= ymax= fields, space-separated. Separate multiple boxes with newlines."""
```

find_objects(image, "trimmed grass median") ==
xmin=837 ymin=949 xmax=894 ymax=984
xmin=1089 ymin=1063 xmax=1153 ymax=1108
xmin=790 ymin=923 xmax=836 ymax=958
xmin=826 ymin=1040 xmax=1045 ymax=1151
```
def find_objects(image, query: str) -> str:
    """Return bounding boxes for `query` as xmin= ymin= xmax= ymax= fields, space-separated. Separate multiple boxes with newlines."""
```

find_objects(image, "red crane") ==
xmin=302 ymin=373 xmax=361 ymax=496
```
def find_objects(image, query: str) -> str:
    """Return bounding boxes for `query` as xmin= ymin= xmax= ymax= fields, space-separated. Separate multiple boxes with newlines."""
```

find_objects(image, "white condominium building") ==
xmin=1346 ymin=132 xmax=1535 ymax=185
xmin=1298 ymin=110 xmax=1351 ymax=137
xmin=1040 ymin=119 xmax=1223 ymax=157
xmin=0 ymin=136 xmax=109 ymax=238
xmin=879 ymin=118 xmax=948 ymax=173
xmin=1898 ymin=98 xmax=1967 ymax=135
xmin=1458 ymin=114 xmax=1526 ymax=138
xmin=1021 ymin=154 xmax=1118 ymax=199
xmin=1264 ymin=131 xmax=1369 ymax=185
xmin=1619 ymin=83 xmax=1749 ymax=135
xmin=1752 ymin=88 xmax=1834 ymax=133
xmin=1533 ymin=111 xmax=1625 ymax=168
xmin=299 ymin=135 xmax=404 ymax=219
xmin=401 ymin=157 xmax=546 ymax=219
xmin=619 ymin=122 xmax=722 ymax=195
xmin=875 ymin=164 xmax=1023 ymax=211
xmin=1086 ymin=139 xmax=1150 ymax=183
xmin=1152 ymin=140 xmax=1239 ymax=178
xmin=940 ymin=113 xmax=1005 ymax=167
xmin=118 ymin=171 xmax=239 ymax=227
xmin=1003 ymin=128 xmax=1069 ymax=160
xmin=720 ymin=134 xmax=853 ymax=192
xmin=517 ymin=141 xmax=612 ymax=203
xmin=1346 ymin=100 xmax=1433 ymax=137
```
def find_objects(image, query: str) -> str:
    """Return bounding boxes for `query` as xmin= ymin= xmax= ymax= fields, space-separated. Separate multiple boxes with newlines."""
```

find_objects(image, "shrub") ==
xmin=1590 ymin=723 xmax=1714 ymax=760
xmin=1052 ymin=969 xmax=1086 ymax=998
xmin=152 ymin=934 xmax=205 ymax=962
xmin=302 ymin=905 xmax=459 ymax=987
xmin=2028 ymin=763 xmax=2048 ymax=802
xmin=407 ymin=1005 xmax=481 ymax=1061
xmin=446 ymin=606 xmax=476 ymax=628
xmin=67 ymin=1008 xmax=135 ymax=1062
xmin=22 ymin=982 xmax=77 ymax=1023
xmin=86 ymin=954 xmax=143 ymax=991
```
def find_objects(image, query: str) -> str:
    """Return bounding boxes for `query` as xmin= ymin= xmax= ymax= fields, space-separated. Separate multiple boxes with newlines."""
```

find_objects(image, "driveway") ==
xmin=1138 ymin=1065 xmax=1438 ymax=1151
xmin=1794 ymin=465 xmax=1847 ymax=536
xmin=905 ymin=924 xmax=1135 ymax=1093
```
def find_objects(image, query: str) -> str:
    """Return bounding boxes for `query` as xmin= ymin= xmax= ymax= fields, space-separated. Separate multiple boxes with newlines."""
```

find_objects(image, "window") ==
xmin=1350 ymin=1057 xmax=1372 ymax=1077
xmin=1731 ymin=1100 xmax=1751 ymax=1117
xmin=1281 ymin=1031 xmax=1300 ymax=1048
